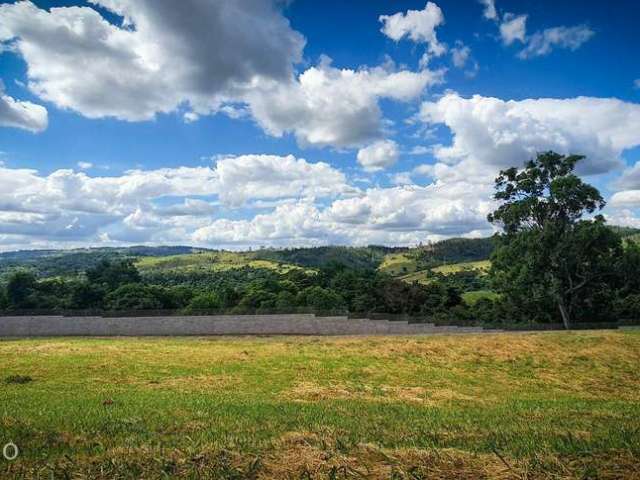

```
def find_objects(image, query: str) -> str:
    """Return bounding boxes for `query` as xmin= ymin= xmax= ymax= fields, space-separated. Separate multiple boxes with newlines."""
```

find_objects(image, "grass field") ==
xmin=462 ymin=289 xmax=501 ymax=305
xmin=432 ymin=259 xmax=491 ymax=275
xmin=377 ymin=252 xmax=418 ymax=276
xmin=136 ymin=251 xmax=305 ymax=275
xmin=398 ymin=260 xmax=492 ymax=285
xmin=1 ymin=331 xmax=639 ymax=479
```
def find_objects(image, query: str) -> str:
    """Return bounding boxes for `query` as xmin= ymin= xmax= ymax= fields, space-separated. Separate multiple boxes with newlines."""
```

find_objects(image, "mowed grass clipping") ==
xmin=1 ymin=332 xmax=639 ymax=479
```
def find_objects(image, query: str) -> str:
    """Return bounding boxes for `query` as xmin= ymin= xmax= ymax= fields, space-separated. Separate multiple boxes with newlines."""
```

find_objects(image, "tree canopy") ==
xmin=488 ymin=152 xmax=623 ymax=328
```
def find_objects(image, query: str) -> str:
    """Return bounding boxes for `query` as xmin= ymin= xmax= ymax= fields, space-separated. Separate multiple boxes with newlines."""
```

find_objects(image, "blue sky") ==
xmin=0 ymin=0 xmax=639 ymax=250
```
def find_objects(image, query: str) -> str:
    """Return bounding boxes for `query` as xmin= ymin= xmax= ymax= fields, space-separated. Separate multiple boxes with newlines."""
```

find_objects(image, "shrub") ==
xmin=183 ymin=293 xmax=223 ymax=313
xmin=105 ymin=284 xmax=165 ymax=311
xmin=614 ymin=294 xmax=640 ymax=320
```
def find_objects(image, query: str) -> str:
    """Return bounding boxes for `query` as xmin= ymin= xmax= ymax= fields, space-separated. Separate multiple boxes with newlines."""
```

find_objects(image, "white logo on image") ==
xmin=2 ymin=442 xmax=19 ymax=461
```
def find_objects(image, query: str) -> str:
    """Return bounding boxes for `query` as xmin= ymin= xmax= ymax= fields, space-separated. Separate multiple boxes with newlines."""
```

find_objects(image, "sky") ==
xmin=0 ymin=0 xmax=639 ymax=251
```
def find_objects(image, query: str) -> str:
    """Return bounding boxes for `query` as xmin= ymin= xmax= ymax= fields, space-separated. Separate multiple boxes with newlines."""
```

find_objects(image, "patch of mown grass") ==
xmin=1 ymin=332 xmax=639 ymax=478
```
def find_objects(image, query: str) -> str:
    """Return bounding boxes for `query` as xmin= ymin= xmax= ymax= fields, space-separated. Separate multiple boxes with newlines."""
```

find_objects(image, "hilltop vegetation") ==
xmin=136 ymin=251 xmax=305 ymax=275
xmin=0 ymin=227 xmax=639 ymax=325
xmin=0 ymin=245 xmax=205 ymax=280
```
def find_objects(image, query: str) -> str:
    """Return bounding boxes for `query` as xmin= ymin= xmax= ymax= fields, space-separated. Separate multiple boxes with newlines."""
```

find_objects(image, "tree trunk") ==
xmin=558 ymin=300 xmax=571 ymax=330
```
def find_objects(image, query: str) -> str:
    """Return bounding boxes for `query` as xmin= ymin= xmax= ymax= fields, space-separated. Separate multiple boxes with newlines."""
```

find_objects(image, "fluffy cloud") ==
xmin=0 ymin=1 xmax=440 ymax=150
xmin=609 ymin=190 xmax=640 ymax=208
xmin=379 ymin=2 xmax=446 ymax=57
xmin=500 ymin=13 xmax=528 ymax=45
xmin=610 ymin=162 xmax=640 ymax=208
xmin=0 ymin=154 xmax=351 ymax=245
xmin=419 ymin=93 xmax=640 ymax=181
xmin=479 ymin=0 xmax=497 ymax=20
xmin=247 ymin=58 xmax=442 ymax=148
xmin=614 ymin=162 xmax=640 ymax=190
xmin=605 ymin=209 xmax=640 ymax=228
xmin=214 ymin=154 xmax=352 ymax=206
xmin=0 ymin=0 xmax=304 ymax=121
xmin=518 ymin=25 xmax=594 ymax=59
xmin=357 ymin=140 xmax=399 ymax=171
xmin=0 ymin=82 xmax=47 ymax=132
xmin=0 ymin=150 xmax=500 ymax=249
xmin=192 ymin=183 xmax=495 ymax=248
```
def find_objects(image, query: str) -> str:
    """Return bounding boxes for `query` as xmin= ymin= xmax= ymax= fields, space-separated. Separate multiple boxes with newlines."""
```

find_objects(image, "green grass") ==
xmin=432 ymin=259 xmax=491 ymax=274
xmin=1 ymin=331 xmax=639 ymax=478
xmin=462 ymin=289 xmax=501 ymax=305
xmin=377 ymin=252 xmax=417 ymax=276
xmin=135 ymin=251 xmax=305 ymax=275
xmin=396 ymin=260 xmax=492 ymax=285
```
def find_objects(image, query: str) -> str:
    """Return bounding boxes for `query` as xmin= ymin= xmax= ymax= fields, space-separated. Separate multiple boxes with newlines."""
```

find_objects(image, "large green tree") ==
xmin=488 ymin=152 xmax=622 ymax=328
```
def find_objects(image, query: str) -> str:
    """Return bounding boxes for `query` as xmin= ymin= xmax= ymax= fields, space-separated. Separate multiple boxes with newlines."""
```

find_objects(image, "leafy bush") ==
xmin=184 ymin=293 xmax=223 ymax=313
xmin=105 ymin=284 xmax=166 ymax=311
xmin=614 ymin=294 xmax=640 ymax=320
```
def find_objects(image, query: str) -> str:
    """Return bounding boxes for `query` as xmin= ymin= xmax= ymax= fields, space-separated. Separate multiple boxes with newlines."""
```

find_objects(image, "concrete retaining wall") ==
xmin=0 ymin=314 xmax=486 ymax=336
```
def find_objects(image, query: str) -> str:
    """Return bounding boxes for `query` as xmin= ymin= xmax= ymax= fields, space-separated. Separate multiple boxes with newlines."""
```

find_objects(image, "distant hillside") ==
xmin=253 ymin=246 xmax=400 ymax=271
xmin=136 ymin=251 xmax=305 ymax=275
xmin=379 ymin=238 xmax=494 ymax=276
xmin=0 ymin=246 xmax=208 ymax=278
xmin=2 ymin=225 xmax=636 ymax=280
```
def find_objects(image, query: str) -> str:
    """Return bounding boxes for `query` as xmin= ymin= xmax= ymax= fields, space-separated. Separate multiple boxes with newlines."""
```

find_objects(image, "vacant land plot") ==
xmin=1 ymin=331 xmax=639 ymax=479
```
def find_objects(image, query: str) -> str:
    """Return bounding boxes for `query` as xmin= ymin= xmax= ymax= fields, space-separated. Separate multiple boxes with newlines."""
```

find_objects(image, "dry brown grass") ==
xmin=4 ymin=431 xmax=639 ymax=479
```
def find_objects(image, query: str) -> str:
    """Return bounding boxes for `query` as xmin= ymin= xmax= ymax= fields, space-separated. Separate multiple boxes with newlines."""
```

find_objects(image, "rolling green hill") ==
xmin=3 ymin=225 xmax=635 ymax=282
xmin=253 ymin=245 xmax=397 ymax=271
xmin=135 ymin=251 xmax=305 ymax=275
xmin=397 ymin=259 xmax=491 ymax=285
xmin=0 ymin=246 xmax=209 ymax=279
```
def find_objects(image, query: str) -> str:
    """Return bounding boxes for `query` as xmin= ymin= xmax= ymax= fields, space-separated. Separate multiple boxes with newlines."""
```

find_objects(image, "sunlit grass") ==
xmin=432 ymin=259 xmax=491 ymax=274
xmin=462 ymin=289 xmax=501 ymax=305
xmin=378 ymin=252 xmax=417 ymax=276
xmin=1 ymin=331 xmax=639 ymax=478
xmin=135 ymin=251 xmax=303 ymax=275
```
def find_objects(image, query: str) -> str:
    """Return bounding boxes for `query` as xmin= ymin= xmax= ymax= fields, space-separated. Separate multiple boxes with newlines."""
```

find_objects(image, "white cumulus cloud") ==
xmin=357 ymin=140 xmax=400 ymax=172
xmin=379 ymin=2 xmax=446 ymax=57
xmin=419 ymin=93 xmax=640 ymax=182
xmin=247 ymin=58 xmax=443 ymax=148
xmin=0 ymin=82 xmax=47 ymax=132
xmin=0 ymin=154 xmax=352 ymax=245
xmin=0 ymin=0 xmax=305 ymax=121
